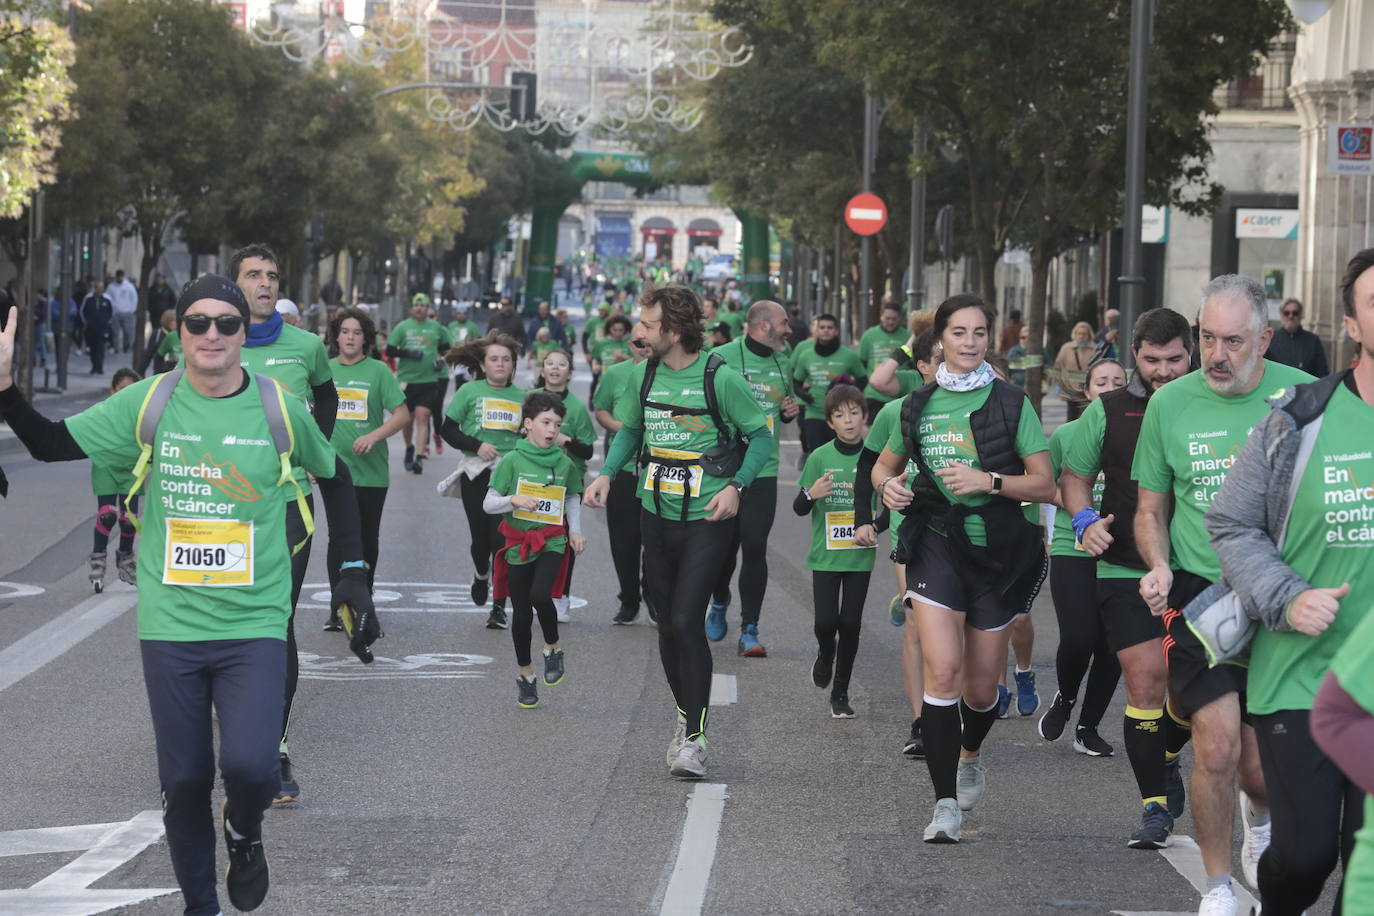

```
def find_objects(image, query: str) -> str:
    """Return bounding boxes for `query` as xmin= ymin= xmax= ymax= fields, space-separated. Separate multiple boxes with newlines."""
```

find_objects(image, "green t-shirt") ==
xmin=531 ymin=339 xmax=561 ymax=362
xmin=489 ymin=438 xmax=582 ymax=565
xmin=860 ymin=325 xmax=908 ymax=402
xmin=593 ymin=358 xmax=636 ymax=414
xmin=329 ymin=356 xmax=406 ymax=489
xmin=239 ymin=323 xmax=333 ymax=486
xmin=1248 ymin=385 xmax=1374 ymax=715
xmin=1131 ymin=362 xmax=1314 ymax=581
xmin=866 ymin=395 xmax=921 ymax=551
xmin=1062 ymin=397 xmax=1140 ymax=578
xmin=583 ymin=315 xmax=605 ymax=350
xmin=534 ymin=387 xmax=595 ymax=483
xmin=449 ymin=320 xmax=483 ymax=345
xmin=156 ymin=332 xmax=182 ymax=363
xmin=718 ymin=308 xmax=745 ymax=339
xmin=800 ymin=441 xmax=877 ymax=572
xmin=593 ymin=336 xmax=632 ymax=369
xmin=885 ymin=384 xmax=1048 ymax=546
xmin=613 ymin=354 xmax=768 ymax=521
xmin=444 ymin=378 xmax=527 ymax=457
xmin=387 ymin=318 xmax=452 ymax=384
xmin=712 ymin=339 xmax=791 ymax=478
xmin=91 ymin=460 xmax=135 ymax=496
xmin=66 ymin=373 xmax=338 ymax=641
xmin=1331 ymin=606 xmax=1374 ymax=909
xmin=1047 ymin=418 xmax=1103 ymax=558
xmin=792 ymin=344 xmax=867 ymax=421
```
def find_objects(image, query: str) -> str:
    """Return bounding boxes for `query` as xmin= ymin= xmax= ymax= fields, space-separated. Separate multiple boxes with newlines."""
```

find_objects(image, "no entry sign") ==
xmin=845 ymin=193 xmax=887 ymax=236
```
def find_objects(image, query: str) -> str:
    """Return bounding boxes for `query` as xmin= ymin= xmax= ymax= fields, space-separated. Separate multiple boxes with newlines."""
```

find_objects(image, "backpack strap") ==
xmin=123 ymin=369 xmax=184 ymax=530
xmin=702 ymin=352 xmax=727 ymax=435
xmin=255 ymin=373 xmax=314 ymax=554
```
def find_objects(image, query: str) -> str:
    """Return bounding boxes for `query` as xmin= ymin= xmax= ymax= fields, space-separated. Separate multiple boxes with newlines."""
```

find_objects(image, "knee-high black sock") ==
xmin=959 ymin=698 xmax=999 ymax=754
xmin=922 ymin=699 xmax=961 ymax=799
xmin=1164 ymin=700 xmax=1192 ymax=760
xmin=1124 ymin=705 xmax=1168 ymax=806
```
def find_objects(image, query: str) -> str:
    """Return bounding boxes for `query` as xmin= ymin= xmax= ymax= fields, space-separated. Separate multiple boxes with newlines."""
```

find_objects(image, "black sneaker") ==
xmin=403 ymin=444 xmax=415 ymax=471
xmin=470 ymin=576 xmax=489 ymax=608
xmin=543 ymin=648 xmax=565 ymax=686
xmin=812 ymin=651 xmax=834 ymax=689
xmin=322 ymin=610 xmax=343 ymax=632
xmin=412 ymin=454 xmax=424 ymax=475
xmin=1165 ymin=758 xmax=1186 ymax=819
xmin=485 ymin=604 xmax=509 ymax=630
xmin=1073 ymin=725 xmax=1115 ymax=757
xmin=272 ymin=754 xmax=299 ymax=805
xmin=223 ymin=804 xmax=269 ymax=911
xmin=516 ymin=675 xmax=539 ymax=708
xmin=612 ymin=604 xmax=638 ymax=625
xmin=1037 ymin=691 xmax=1074 ymax=742
xmin=902 ymin=719 xmax=925 ymax=758
xmin=830 ymin=693 xmax=855 ymax=718
xmin=1127 ymin=801 xmax=1174 ymax=849
xmin=645 ymin=600 xmax=658 ymax=623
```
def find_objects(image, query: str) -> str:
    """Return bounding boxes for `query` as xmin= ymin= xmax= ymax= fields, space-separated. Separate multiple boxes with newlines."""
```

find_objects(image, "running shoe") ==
xmin=1014 ymin=668 xmax=1040 ymax=716
xmin=485 ymin=604 xmax=509 ymax=630
xmin=115 ymin=550 xmax=136 ymax=586
xmin=273 ymin=754 xmax=299 ymax=805
xmin=412 ymin=453 xmax=424 ymax=475
xmin=516 ymin=675 xmax=539 ymax=708
xmin=612 ymin=604 xmax=638 ymax=625
xmin=645 ymin=599 xmax=658 ymax=624
xmin=470 ymin=575 xmax=489 ymax=608
xmin=543 ymin=648 xmax=565 ymax=686
xmin=1126 ymin=801 xmax=1174 ymax=849
xmin=88 ymin=551 xmax=106 ymax=593
xmin=996 ymin=684 xmax=1011 ymax=719
xmin=1037 ymin=691 xmax=1074 ymax=742
xmin=830 ymin=693 xmax=855 ymax=718
xmin=811 ymin=651 xmax=834 ymax=689
xmin=737 ymin=624 xmax=767 ymax=657
xmin=1073 ymin=725 xmax=1115 ymax=757
xmin=888 ymin=593 xmax=905 ymax=627
xmin=1197 ymin=882 xmax=1237 ymax=916
xmin=705 ymin=600 xmax=728 ymax=641
xmin=403 ymin=444 xmax=415 ymax=471
xmin=670 ymin=737 xmax=707 ymax=779
xmin=322 ymin=610 xmax=343 ymax=632
xmin=1165 ymin=758 xmax=1186 ymax=819
xmin=434 ymin=438 xmax=443 ymax=455
xmin=922 ymin=798 xmax=962 ymax=844
xmin=223 ymin=803 xmax=269 ymax=912
xmin=1239 ymin=791 xmax=1270 ymax=890
xmin=956 ymin=757 xmax=987 ymax=811
xmin=666 ymin=714 xmax=687 ymax=768
xmin=555 ymin=595 xmax=571 ymax=623
xmin=902 ymin=720 xmax=925 ymax=759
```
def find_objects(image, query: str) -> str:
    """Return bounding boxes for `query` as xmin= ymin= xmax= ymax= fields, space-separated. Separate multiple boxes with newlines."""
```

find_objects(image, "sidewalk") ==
xmin=1 ymin=346 xmax=134 ymax=457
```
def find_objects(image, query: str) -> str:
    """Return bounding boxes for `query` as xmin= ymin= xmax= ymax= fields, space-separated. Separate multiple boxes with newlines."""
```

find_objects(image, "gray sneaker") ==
xmin=666 ymin=716 xmax=687 ymax=768
xmin=923 ymin=798 xmax=962 ymax=843
xmin=956 ymin=757 xmax=987 ymax=811
xmin=669 ymin=737 xmax=707 ymax=779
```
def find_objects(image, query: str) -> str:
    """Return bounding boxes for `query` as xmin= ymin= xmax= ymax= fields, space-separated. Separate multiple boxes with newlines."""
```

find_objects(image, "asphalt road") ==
xmin=0 ymin=355 xmax=1341 ymax=916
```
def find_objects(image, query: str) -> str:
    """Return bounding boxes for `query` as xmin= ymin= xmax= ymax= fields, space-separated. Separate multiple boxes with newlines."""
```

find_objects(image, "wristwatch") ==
xmin=801 ymin=486 xmax=813 ymax=501
xmin=727 ymin=481 xmax=746 ymax=497
xmin=988 ymin=472 xmax=1004 ymax=494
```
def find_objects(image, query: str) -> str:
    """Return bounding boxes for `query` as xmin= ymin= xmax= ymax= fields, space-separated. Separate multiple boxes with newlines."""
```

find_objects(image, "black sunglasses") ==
xmin=1280 ymin=310 xmax=1300 ymax=318
xmin=181 ymin=314 xmax=245 ymax=336
xmin=630 ymin=338 xmax=650 ymax=349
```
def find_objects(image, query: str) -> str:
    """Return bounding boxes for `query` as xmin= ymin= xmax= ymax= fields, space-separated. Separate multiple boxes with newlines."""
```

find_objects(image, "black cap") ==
xmin=175 ymin=274 xmax=250 ymax=322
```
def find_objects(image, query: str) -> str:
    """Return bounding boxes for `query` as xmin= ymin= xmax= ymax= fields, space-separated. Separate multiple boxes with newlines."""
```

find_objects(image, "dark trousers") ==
xmin=711 ymin=476 xmax=777 ymax=626
xmin=813 ymin=569 xmax=870 ymax=695
xmin=85 ymin=328 xmax=106 ymax=373
xmin=606 ymin=470 xmax=646 ymax=611
xmin=282 ymin=494 xmax=314 ymax=748
xmin=1049 ymin=554 xmax=1120 ymax=729
xmin=508 ymin=551 xmax=563 ymax=667
xmin=641 ymin=511 xmax=732 ymax=739
xmin=141 ymin=638 xmax=286 ymax=916
xmin=460 ymin=468 xmax=499 ymax=579
xmin=1255 ymin=708 xmax=1365 ymax=915
xmin=327 ymin=485 xmax=388 ymax=593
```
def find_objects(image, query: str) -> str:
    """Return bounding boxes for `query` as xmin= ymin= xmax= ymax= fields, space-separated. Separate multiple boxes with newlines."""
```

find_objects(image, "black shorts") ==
xmin=904 ymin=528 xmax=1017 ymax=632
xmin=1097 ymin=576 xmax=1163 ymax=652
xmin=1162 ymin=570 xmax=1247 ymax=720
xmin=404 ymin=381 xmax=438 ymax=412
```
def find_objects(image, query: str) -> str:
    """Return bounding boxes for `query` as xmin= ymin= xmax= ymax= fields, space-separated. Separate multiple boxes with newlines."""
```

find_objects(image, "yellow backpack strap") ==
xmin=255 ymin=374 xmax=313 ymax=554
xmin=124 ymin=369 xmax=184 ymax=531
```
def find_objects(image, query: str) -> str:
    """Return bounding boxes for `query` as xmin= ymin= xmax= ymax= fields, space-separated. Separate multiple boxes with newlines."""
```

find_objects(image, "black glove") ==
xmin=401 ymin=348 xmax=425 ymax=361
xmin=332 ymin=567 xmax=381 ymax=663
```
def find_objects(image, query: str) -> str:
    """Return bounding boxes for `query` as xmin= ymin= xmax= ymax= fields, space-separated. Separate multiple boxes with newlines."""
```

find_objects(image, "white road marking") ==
xmin=709 ymin=673 xmax=737 ymax=706
xmin=1110 ymin=834 xmax=1258 ymax=916
xmin=0 ymin=591 xmax=137 ymax=693
xmin=0 ymin=582 xmax=45 ymax=599
xmin=297 ymin=651 xmax=494 ymax=680
xmin=659 ymin=783 xmax=728 ymax=916
xmin=0 ymin=810 xmax=178 ymax=915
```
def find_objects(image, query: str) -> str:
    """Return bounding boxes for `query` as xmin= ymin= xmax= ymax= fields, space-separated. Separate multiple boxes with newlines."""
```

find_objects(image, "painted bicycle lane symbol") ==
xmin=298 ymin=581 xmax=587 ymax=615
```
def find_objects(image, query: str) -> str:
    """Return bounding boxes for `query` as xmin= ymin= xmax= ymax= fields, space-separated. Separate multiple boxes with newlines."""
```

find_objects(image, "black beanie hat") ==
xmin=175 ymin=274 xmax=250 ymax=322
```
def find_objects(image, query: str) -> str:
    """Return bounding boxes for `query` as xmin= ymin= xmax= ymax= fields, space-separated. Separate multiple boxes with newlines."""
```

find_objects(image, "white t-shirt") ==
xmin=108 ymin=278 xmax=138 ymax=314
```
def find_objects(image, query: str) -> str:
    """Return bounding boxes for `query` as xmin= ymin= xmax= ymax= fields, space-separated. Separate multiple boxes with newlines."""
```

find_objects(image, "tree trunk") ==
xmin=134 ymin=243 xmax=160 ymax=373
xmin=1023 ymin=244 xmax=1055 ymax=418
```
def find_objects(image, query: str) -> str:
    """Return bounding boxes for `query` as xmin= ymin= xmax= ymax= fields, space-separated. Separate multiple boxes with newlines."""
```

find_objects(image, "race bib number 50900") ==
xmin=481 ymin=398 xmax=521 ymax=432
xmin=163 ymin=518 xmax=253 ymax=587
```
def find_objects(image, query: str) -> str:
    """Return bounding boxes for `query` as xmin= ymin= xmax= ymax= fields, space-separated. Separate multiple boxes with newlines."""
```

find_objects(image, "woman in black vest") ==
xmin=873 ymin=294 xmax=1056 ymax=844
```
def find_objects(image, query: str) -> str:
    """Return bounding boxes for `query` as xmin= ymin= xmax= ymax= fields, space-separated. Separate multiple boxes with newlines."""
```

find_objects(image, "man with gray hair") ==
xmin=1131 ymin=274 xmax=1313 ymax=915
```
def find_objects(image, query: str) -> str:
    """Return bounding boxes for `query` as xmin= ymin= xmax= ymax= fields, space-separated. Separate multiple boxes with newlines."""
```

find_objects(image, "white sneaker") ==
xmin=666 ymin=716 xmax=687 ymax=768
xmin=956 ymin=757 xmax=987 ymax=811
xmin=1198 ymin=883 xmax=1237 ymax=916
xmin=922 ymin=798 xmax=962 ymax=843
xmin=1239 ymin=791 xmax=1269 ymax=889
xmin=669 ymin=737 xmax=707 ymax=779
xmin=555 ymin=595 xmax=570 ymax=623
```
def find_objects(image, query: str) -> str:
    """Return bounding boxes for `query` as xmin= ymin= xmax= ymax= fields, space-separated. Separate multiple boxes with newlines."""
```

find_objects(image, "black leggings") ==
xmin=283 ymin=493 xmax=314 ymax=748
xmin=711 ymin=477 xmax=777 ymax=626
xmin=1254 ymin=708 xmax=1364 ymax=915
xmin=641 ymin=512 xmax=733 ymax=740
xmin=460 ymin=468 xmax=499 ymax=578
xmin=606 ymin=470 xmax=645 ymax=609
xmin=328 ymin=486 xmax=388 ymax=593
xmin=813 ymin=569 xmax=870 ymax=695
xmin=93 ymin=493 xmax=138 ymax=553
xmin=508 ymin=551 xmax=563 ymax=667
xmin=1049 ymin=554 xmax=1119 ymax=729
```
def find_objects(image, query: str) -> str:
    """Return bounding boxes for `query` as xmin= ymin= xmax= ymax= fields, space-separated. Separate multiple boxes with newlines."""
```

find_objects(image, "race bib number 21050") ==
xmin=163 ymin=518 xmax=253 ymax=587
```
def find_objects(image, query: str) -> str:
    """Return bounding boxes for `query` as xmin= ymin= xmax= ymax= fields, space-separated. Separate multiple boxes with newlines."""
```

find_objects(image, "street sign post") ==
xmin=845 ymin=193 xmax=887 ymax=236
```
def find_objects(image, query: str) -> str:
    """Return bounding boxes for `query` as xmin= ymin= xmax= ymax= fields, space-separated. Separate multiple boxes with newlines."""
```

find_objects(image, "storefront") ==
xmin=640 ymin=217 xmax=676 ymax=261
xmin=595 ymin=211 xmax=633 ymax=259
xmin=1210 ymin=193 xmax=1299 ymax=319
xmin=687 ymin=218 xmax=723 ymax=257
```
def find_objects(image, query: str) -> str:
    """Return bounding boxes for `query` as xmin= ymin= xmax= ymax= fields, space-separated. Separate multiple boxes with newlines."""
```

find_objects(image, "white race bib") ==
xmin=513 ymin=480 xmax=566 ymax=525
xmin=481 ymin=398 xmax=521 ymax=432
xmin=336 ymin=387 xmax=368 ymax=422
xmin=163 ymin=518 xmax=253 ymax=587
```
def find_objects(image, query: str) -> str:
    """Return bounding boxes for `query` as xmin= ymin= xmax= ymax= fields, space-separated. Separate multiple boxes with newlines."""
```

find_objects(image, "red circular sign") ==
xmin=844 ymin=192 xmax=888 ymax=236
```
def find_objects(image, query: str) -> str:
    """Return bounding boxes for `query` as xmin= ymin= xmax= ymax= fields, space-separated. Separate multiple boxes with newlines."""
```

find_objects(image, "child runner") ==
xmin=88 ymin=367 xmax=142 ymax=591
xmin=484 ymin=391 xmax=586 ymax=708
xmin=795 ymin=384 xmax=879 ymax=718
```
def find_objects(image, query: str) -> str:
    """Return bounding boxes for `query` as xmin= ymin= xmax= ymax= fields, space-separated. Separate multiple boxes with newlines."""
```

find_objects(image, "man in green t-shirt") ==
xmin=1131 ymin=275 xmax=1313 ymax=912
xmin=386 ymin=293 xmax=453 ymax=476
xmin=230 ymin=243 xmax=340 ymax=806
xmin=449 ymin=305 xmax=484 ymax=346
xmin=0 ymin=278 xmax=378 ymax=916
xmin=859 ymin=301 xmax=908 ymax=421
xmin=585 ymin=285 xmax=772 ymax=780
xmin=791 ymin=313 xmax=866 ymax=457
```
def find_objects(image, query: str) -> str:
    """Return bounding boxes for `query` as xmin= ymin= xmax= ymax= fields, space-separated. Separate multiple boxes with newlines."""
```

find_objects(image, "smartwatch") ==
xmin=988 ymin=472 xmax=1004 ymax=495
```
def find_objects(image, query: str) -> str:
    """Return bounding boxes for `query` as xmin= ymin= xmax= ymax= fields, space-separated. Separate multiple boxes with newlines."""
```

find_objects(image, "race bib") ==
xmin=336 ymin=387 xmax=368 ymax=422
xmin=825 ymin=510 xmax=861 ymax=550
xmin=163 ymin=518 xmax=253 ymax=587
xmin=513 ymin=480 xmax=566 ymax=525
xmin=644 ymin=446 xmax=703 ymax=497
xmin=766 ymin=414 xmax=775 ymax=435
xmin=481 ymin=398 xmax=521 ymax=432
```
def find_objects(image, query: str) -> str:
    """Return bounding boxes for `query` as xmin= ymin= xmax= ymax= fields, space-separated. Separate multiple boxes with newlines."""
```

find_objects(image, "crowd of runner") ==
xmin=2 ymin=241 xmax=1373 ymax=916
